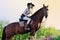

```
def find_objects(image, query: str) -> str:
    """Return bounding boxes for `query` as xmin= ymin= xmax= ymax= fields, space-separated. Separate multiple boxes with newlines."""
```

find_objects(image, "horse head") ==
xmin=42 ymin=4 xmax=48 ymax=19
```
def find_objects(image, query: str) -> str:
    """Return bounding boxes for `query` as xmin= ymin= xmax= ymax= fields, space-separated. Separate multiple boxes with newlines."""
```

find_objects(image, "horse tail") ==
xmin=2 ymin=27 xmax=6 ymax=40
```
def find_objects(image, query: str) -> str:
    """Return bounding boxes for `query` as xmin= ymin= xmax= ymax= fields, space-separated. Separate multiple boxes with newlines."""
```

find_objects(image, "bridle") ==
xmin=42 ymin=8 xmax=48 ymax=23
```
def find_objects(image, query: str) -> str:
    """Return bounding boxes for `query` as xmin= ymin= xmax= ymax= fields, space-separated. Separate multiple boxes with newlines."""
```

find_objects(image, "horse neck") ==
xmin=32 ymin=10 xmax=44 ymax=23
xmin=39 ymin=10 xmax=44 ymax=23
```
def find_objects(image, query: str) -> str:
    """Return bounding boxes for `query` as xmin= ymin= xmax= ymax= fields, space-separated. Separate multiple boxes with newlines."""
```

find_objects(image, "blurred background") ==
xmin=0 ymin=0 xmax=60 ymax=40
xmin=0 ymin=0 xmax=60 ymax=29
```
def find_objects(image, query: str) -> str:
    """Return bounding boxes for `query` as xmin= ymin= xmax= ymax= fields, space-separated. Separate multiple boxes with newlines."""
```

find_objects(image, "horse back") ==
xmin=5 ymin=22 xmax=30 ymax=34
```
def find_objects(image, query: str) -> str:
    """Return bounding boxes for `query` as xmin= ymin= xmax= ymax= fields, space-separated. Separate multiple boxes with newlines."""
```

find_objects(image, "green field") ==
xmin=0 ymin=20 xmax=60 ymax=40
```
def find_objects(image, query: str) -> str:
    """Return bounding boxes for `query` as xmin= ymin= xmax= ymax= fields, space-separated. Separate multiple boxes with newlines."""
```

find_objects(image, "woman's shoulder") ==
xmin=25 ymin=8 xmax=28 ymax=11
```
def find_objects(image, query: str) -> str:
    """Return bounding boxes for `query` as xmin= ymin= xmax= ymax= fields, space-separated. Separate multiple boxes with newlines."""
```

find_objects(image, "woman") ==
xmin=20 ymin=3 xmax=35 ymax=30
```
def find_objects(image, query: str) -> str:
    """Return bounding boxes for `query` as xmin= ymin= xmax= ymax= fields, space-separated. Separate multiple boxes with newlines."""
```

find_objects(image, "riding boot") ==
xmin=25 ymin=24 xmax=30 ymax=30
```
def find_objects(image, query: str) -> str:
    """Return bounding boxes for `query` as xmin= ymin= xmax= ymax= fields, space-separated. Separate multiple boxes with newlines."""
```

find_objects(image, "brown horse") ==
xmin=2 ymin=4 xmax=48 ymax=40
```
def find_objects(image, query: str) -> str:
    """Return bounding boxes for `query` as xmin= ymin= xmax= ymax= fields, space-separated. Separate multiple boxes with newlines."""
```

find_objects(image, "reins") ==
xmin=42 ymin=18 xmax=47 ymax=23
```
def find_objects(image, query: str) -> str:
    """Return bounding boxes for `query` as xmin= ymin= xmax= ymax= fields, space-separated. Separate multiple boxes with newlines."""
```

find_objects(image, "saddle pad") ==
xmin=19 ymin=21 xmax=24 ymax=27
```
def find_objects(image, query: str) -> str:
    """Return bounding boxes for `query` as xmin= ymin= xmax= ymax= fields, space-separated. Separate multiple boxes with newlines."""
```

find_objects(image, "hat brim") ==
xmin=27 ymin=3 xmax=35 ymax=7
xmin=32 ymin=4 xmax=35 ymax=6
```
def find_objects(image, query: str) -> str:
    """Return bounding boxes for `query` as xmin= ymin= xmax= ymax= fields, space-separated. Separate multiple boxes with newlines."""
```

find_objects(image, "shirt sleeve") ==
xmin=22 ymin=8 xmax=28 ymax=16
xmin=23 ymin=8 xmax=27 ymax=13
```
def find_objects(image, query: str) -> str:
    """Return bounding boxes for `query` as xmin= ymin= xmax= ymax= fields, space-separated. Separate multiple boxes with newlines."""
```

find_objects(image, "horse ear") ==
xmin=43 ymin=4 xmax=45 ymax=7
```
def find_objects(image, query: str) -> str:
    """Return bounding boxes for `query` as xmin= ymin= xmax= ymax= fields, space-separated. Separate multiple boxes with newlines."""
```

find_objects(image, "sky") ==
xmin=0 ymin=0 xmax=60 ymax=29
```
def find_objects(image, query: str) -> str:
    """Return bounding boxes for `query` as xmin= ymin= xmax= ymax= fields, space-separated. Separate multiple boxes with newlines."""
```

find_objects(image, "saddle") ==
xmin=19 ymin=19 xmax=27 ymax=26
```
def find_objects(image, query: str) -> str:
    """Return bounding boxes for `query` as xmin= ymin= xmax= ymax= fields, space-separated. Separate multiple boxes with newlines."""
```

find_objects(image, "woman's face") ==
xmin=28 ymin=5 xmax=33 ymax=9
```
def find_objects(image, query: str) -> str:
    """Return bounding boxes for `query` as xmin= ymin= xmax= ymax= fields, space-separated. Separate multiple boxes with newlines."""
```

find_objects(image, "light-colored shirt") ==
xmin=22 ymin=8 xmax=32 ymax=17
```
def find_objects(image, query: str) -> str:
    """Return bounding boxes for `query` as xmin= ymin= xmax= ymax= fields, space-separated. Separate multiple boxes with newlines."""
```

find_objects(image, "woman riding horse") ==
xmin=2 ymin=4 xmax=48 ymax=40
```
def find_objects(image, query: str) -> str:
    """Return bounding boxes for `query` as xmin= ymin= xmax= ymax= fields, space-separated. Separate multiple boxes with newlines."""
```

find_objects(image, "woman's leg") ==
xmin=23 ymin=17 xmax=31 ymax=24
xmin=23 ymin=17 xmax=31 ymax=30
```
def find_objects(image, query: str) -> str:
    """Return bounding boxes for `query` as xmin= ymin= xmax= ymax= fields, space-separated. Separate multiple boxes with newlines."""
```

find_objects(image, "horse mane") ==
xmin=30 ymin=8 xmax=43 ymax=18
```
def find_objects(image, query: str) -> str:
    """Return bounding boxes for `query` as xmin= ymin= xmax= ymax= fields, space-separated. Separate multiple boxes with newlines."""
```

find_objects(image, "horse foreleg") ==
xmin=29 ymin=30 xmax=36 ymax=40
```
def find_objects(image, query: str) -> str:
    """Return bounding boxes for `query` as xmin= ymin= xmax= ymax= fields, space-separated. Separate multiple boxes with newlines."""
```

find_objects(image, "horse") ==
xmin=2 ymin=4 xmax=48 ymax=40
